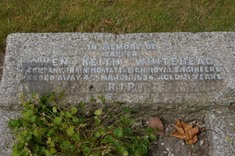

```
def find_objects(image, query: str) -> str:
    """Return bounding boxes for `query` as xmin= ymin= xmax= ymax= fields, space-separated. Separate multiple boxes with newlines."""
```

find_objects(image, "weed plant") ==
xmin=9 ymin=93 xmax=156 ymax=156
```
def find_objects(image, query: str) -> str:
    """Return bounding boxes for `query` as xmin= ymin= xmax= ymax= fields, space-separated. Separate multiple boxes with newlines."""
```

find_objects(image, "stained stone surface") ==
xmin=0 ymin=32 xmax=235 ymax=108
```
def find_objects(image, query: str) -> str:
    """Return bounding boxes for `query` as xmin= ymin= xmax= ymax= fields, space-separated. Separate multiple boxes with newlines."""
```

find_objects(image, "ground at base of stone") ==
xmin=149 ymin=107 xmax=235 ymax=156
xmin=0 ymin=105 xmax=234 ymax=156
xmin=149 ymin=123 xmax=210 ymax=156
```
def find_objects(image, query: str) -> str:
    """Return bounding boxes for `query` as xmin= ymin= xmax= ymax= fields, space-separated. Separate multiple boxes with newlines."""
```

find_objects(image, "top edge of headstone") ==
xmin=7 ymin=31 xmax=235 ymax=38
xmin=6 ymin=32 xmax=235 ymax=45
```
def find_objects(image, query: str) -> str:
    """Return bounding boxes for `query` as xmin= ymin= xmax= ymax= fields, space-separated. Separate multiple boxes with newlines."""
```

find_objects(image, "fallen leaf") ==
xmin=170 ymin=119 xmax=199 ymax=145
xmin=14 ymin=16 xmax=21 ymax=20
xmin=104 ymin=19 xmax=113 ymax=25
xmin=186 ymin=135 xmax=198 ymax=145
xmin=148 ymin=117 xmax=164 ymax=136
xmin=171 ymin=131 xmax=187 ymax=139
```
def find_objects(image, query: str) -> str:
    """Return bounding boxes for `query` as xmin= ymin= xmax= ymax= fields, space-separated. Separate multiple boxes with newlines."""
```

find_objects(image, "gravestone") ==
xmin=0 ymin=32 xmax=234 ymax=108
xmin=0 ymin=32 xmax=235 ymax=156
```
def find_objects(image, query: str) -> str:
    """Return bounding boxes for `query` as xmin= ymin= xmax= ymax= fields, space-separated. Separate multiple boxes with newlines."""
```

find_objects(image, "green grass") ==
xmin=0 ymin=0 xmax=235 ymax=53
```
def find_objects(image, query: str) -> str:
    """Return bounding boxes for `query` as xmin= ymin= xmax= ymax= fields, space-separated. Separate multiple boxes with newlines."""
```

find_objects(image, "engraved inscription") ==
xmin=20 ymin=42 xmax=223 ymax=94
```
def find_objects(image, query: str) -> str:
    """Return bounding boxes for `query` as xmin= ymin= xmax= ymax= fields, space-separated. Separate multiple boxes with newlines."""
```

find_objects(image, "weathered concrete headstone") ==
xmin=0 ymin=32 xmax=234 ymax=156
xmin=0 ymin=33 xmax=234 ymax=108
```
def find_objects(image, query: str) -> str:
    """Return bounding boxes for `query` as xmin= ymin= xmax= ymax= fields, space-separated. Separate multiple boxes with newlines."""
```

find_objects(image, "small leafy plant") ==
xmin=9 ymin=93 xmax=156 ymax=156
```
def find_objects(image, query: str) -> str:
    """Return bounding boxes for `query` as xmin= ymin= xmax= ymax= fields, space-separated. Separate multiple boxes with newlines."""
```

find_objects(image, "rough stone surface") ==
xmin=0 ymin=109 xmax=19 ymax=156
xmin=0 ymin=33 xmax=234 ymax=109
xmin=205 ymin=108 xmax=235 ymax=156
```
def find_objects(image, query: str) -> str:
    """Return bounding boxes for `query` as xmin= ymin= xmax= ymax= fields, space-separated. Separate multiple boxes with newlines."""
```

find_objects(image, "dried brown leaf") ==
xmin=104 ymin=19 xmax=113 ymax=25
xmin=173 ymin=124 xmax=185 ymax=134
xmin=148 ymin=117 xmax=164 ymax=136
xmin=186 ymin=135 xmax=198 ymax=145
xmin=170 ymin=119 xmax=199 ymax=145
xmin=180 ymin=121 xmax=193 ymax=131
xmin=187 ymin=127 xmax=199 ymax=139
xmin=170 ymin=131 xmax=187 ymax=139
